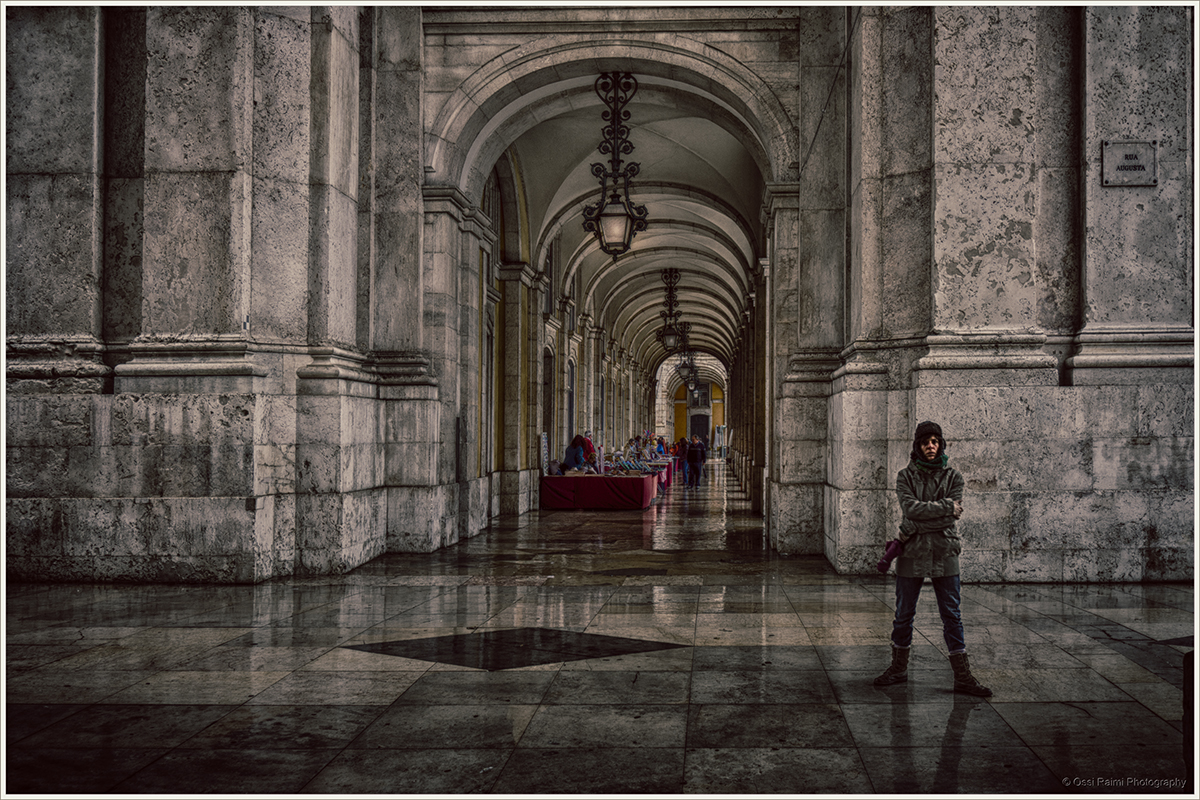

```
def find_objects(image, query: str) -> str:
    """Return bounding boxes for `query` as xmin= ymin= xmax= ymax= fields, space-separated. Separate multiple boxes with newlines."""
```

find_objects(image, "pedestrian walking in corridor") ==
xmin=874 ymin=421 xmax=992 ymax=697
xmin=687 ymin=434 xmax=705 ymax=488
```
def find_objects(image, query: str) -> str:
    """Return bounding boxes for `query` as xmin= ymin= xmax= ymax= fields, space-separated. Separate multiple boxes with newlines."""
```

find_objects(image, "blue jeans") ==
xmin=891 ymin=574 xmax=965 ymax=654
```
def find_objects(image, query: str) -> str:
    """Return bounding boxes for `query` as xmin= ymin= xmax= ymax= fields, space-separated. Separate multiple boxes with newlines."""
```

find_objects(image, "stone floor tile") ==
xmin=584 ymin=623 xmax=696 ymax=645
xmin=169 ymin=644 xmax=332 ymax=672
xmin=1116 ymin=680 xmax=1187 ymax=722
xmin=841 ymin=699 xmax=1021 ymax=748
xmin=5 ymin=669 xmax=160 ymax=704
xmin=558 ymin=646 xmax=694 ymax=671
xmin=689 ymin=669 xmax=837 ymax=704
xmin=695 ymin=600 xmax=797 ymax=613
xmin=246 ymin=670 xmax=425 ymax=705
xmin=298 ymin=646 xmax=443 ymax=672
xmin=685 ymin=703 xmax=852 ymax=748
xmin=347 ymin=703 xmax=538 ymax=749
xmin=301 ymin=748 xmax=509 ymax=793
xmin=178 ymin=704 xmax=384 ymax=750
xmin=857 ymin=745 xmax=1062 ymax=794
xmin=814 ymin=643 xmax=946 ymax=671
xmin=5 ymin=625 xmax=146 ymax=645
xmin=391 ymin=670 xmax=556 ymax=705
xmin=5 ymin=703 xmax=89 ymax=743
xmin=585 ymin=611 xmax=696 ymax=627
xmin=221 ymin=626 xmax=362 ymax=648
xmin=969 ymin=667 xmax=1132 ymax=702
xmin=990 ymin=701 xmax=1184 ymax=747
xmin=695 ymin=611 xmax=804 ymax=628
xmin=693 ymin=625 xmax=812 ymax=647
xmin=493 ymin=747 xmax=686 ymax=794
xmin=691 ymin=644 xmax=823 ymax=671
xmin=4 ymin=747 xmax=169 ymax=794
xmin=825 ymin=669 xmax=966 ymax=705
xmin=6 ymin=643 xmax=83 ymax=672
xmin=804 ymin=626 xmax=906 ymax=646
xmin=1072 ymin=650 xmax=1174 ymax=683
xmin=543 ymin=669 xmax=689 ymax=704
xmin=115 ymin=748 xmax=341 ymax=794
xmin=104 ymin=670 xmax=293 ymax=704
xmin=683 ymin=747 xmax=873 ymax=794
xmin=2 ymin=465 xmax=1191 ymax=796
xmin=517 ymin=704 xmax=688 ymax=748
xmin=15 ymin=703 xmax=236 ymax=749
xmin=1030 ymin=744 xmax=1190 ymax=792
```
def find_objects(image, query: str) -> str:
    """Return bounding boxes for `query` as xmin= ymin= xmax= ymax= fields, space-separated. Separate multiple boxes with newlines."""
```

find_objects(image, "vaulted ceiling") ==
xmin=506 ymin=75 xmax=767 ymax=381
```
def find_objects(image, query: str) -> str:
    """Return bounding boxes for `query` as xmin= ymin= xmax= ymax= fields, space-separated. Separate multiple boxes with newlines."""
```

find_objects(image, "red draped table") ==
xmin=540 ymin=474 xmax=658 ymax=510
xmin=648 ymin=459 xmax=674 ymax=487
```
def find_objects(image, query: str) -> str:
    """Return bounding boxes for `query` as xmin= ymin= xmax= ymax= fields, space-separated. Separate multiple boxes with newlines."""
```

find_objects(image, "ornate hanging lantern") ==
xmin=582 ymin=72 xmax=649 ymax=259
xmin=655 ymin=268 xmax=689 ymax=352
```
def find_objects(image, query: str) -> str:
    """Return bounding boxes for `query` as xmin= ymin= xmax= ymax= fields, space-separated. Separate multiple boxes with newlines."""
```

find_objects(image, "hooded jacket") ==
xmin=894 ymin=453 xmax=964 ymax=578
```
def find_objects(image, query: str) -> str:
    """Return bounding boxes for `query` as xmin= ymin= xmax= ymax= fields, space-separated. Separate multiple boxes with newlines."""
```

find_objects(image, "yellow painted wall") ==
xmin=673 ymin=382 xmax=726 ymax=439
xmin=672 ymin=383 xmax=691 ymax=441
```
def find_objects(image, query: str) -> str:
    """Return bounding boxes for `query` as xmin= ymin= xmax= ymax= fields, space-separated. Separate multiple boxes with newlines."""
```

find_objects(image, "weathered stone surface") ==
xmin=6 ymin=174 xmax=102 ymax=337
xmin=251 ymin=178 xmax=309 ymax=341
xmin=5 ymin=7 xmax=102 ymax=175
xmin=308 ymin=185 xmax=360 ymax=346
xmin=932 ymin=163 xmax=1037 ymax=331
xmin=1082 ymin=6 xmax=1192 ymax=330
xmin=7 ymin=497 xmax=261 ymax=583
xmin=769 ymin=483 xmax=822 ymax=555
xmin=144 ymin=7 xmax=253 ymax=173
xmin=142 ymin=171 xmax=251 ymax=336
xmin=388 ymin=484 xmax=458 ymax=552
xmin=252 ymin=12 xmax=310 ymax=182
xmin=934 ymin=7 xmax=1036 ymax=165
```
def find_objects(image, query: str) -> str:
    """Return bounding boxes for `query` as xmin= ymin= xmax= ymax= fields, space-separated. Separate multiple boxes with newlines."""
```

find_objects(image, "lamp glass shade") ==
xmin=598 ymin=198 xmax=633 ymax=253
xmin=662 ymin=329 xmax=679 ymax=349
xmin=686 ymin=377 xmax=696 ymax=391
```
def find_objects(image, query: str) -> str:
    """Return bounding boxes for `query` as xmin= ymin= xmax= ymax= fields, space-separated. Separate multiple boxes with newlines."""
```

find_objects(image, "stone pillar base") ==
xmin=388 ymin=484 xmax=458 ymax=552
xmin=768 ymin=481 xmax=823 ymax=555
xmin=499 ymin=469 xmax=536 ymax=515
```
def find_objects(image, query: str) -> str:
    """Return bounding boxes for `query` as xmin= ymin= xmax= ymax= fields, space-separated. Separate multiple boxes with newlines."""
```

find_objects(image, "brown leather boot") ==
xmin=949 ymin=651 xmax=993 ymax=696
xmin=873 ymin=646 xmax=910 ymax=685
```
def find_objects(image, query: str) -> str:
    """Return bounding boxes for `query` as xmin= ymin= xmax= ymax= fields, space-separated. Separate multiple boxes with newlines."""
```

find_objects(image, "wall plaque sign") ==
xmin=1102 ymin=140 xmax=1157 ymax=187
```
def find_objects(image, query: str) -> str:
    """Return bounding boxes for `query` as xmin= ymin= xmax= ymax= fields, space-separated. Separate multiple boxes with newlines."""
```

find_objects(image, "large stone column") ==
xmin=1068 ymin=6 xmax=1193 ymax=385
xmin=6 ymin=7 xmax=107 ymax=393
xmin=498 ymin=262 xmax=534 ymax=514
xmin=768 ymin=183 xmax=836 ymax=555
xmin=363 ymin=7 xmax=443 ymax=553
xmin=293 ymin=8 xmax=391 ymax=576
xmin=115 ymin=7 xmax=261 ymax=393
xmin=831 ymin=7 xmax=925 ymax=573
xmin=579 ymin=314 xmax=595 ymax=438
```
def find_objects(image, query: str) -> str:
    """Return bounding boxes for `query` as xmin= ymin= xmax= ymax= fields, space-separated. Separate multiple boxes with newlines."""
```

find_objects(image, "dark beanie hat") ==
xmin=914 ymin=421 xmax=943 ymax=443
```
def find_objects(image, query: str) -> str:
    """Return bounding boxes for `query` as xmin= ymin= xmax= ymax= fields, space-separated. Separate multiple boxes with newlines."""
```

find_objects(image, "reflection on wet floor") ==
xmin=5 ymin=463 xmax=1194 ymax=794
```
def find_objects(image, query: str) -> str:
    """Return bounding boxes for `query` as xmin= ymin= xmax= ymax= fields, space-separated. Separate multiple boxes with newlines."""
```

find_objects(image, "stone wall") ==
xmin=5 ymin=7 xmax=482 ymax=583
xmin=828 ymin=7 xmax=1193 ymax=581
xmin=6 ymin=6 xmax=1191 ymax=584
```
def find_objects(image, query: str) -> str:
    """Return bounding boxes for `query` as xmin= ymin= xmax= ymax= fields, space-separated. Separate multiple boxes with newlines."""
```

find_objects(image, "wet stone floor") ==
xmin=5 ymin=464 xmax=1194 ymax=795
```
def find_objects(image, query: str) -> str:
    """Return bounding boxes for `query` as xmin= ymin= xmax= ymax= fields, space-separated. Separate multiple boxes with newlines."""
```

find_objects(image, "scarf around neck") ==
xmin=912 ymin=452 xmax=948 ymax=471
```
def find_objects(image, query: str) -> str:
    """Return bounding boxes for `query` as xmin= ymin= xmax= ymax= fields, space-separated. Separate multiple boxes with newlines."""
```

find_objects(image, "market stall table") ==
xmin=540 ymin=473 xmax=658 ymax=510
xmin=648 ymin=459 xmax=674 ymax=487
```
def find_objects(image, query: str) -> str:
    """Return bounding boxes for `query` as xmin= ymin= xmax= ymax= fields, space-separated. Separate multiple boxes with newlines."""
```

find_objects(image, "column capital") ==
xmin=498 ymin=262 xmax=536 ymax=285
